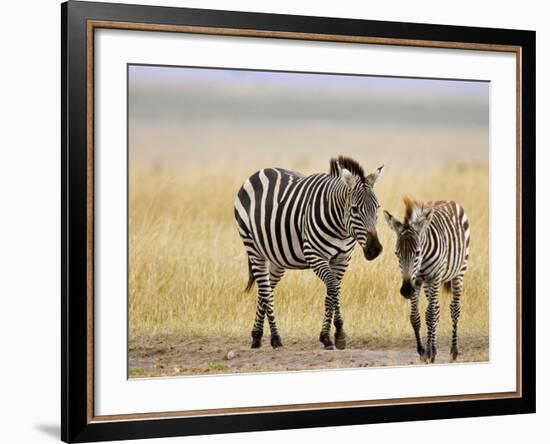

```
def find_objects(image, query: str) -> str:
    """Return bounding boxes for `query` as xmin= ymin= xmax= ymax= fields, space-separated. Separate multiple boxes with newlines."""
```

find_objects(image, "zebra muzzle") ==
xmin=364 ymin=233 xmax=383 ymax=260
xmin=400 ymin=280 xmax=415 ymax=299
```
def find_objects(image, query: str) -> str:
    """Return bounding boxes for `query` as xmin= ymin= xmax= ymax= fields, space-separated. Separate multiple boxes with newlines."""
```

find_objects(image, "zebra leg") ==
xmin=410 ymin=282 xmax=424 ymax=358
xmin=310 ymin=258 xmax=340 ymax=350
xmin=450 ymin=276 xmax=463 ymax=361
xmin=249 ymin=259 xmax=269 ymax=349
xmin=330 ymin=254 xmax=351 ymax=350
xmin=267 ymin=263 xmax=285 ymax=348
xmin=424 ymin=280 xmax=441 ymax=363
xmin=333 ymin=300 xmax=346 ymax=350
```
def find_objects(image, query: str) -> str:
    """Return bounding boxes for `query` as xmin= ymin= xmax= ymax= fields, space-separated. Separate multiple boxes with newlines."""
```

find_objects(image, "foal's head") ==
xmin=384 ymin=197 xmax=434 ymax=298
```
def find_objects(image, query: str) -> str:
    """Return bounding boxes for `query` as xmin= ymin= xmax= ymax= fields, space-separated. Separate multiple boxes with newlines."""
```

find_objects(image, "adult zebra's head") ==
xmin=384 ymin=197 xmax=434 ymax=299
xmin=331 ymin=156 xmax=384 ymax=261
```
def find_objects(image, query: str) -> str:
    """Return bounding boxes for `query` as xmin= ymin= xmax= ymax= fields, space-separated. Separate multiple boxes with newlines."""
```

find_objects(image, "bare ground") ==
xmin=128 ymin=334 xmax=489 ymax=378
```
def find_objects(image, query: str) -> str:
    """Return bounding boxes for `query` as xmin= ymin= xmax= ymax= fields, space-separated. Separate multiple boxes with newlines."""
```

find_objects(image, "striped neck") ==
xmin=327 ymin=176 xmax=353 ymax=239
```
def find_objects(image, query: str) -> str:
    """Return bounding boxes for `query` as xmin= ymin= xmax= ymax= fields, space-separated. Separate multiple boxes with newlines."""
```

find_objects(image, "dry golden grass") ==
xmin=129 ymin=161 xmax=488 ymax=351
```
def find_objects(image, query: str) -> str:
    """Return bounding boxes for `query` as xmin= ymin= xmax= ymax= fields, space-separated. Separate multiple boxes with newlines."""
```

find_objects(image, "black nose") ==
xmin=400 ymin=280 xmax=414 ymax=299
xmin=364 ymin=235 xmax=383 ymax=261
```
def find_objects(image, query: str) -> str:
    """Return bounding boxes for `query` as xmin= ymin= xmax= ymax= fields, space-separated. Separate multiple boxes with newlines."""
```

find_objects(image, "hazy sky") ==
xmin=129 ymin=64 xmax=488 ymax=97
xmin=128 ymin=64 xmax=489 ymax=126
xmin=128 ymin=64 xmax=489 ymax=168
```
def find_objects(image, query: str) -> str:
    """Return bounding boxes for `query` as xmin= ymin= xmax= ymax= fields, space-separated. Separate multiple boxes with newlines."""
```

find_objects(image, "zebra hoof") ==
xmin=319 ymin=332 xmax=335 ymax=350
xmin=451 ymin=347 xmax=458 ymax=361
xmin=422 ymin=349 xmax=435 ymax=363
xmin=270 ymin=335 xmax=283 ymax=349
xmin=251 ymin=337 xmax=262 ymax=349
xmin=335 ymin=337 xmax=346 ymax=350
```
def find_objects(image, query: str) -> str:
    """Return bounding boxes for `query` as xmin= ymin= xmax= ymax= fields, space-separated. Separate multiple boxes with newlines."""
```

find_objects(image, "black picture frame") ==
xmin=61 ymin=1 xmax=536 ymax=442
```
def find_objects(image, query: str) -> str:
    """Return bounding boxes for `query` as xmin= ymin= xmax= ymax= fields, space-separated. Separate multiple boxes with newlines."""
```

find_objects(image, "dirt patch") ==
xmin=128 ymin=335 xmax=489 ymax=378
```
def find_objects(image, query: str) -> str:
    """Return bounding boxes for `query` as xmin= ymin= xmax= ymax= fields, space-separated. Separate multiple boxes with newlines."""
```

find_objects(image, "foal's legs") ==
xmin=450 ymin=275 xmax=464 ymax=361
xmin=410 ymin=281 xmax=425 ymax=357
xmin=424 ymin=280 xmax=441 ymax=363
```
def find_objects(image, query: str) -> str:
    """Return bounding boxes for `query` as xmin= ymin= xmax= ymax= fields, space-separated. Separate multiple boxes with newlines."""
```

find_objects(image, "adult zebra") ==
xmin=234 ymin=156 xmax=384 ymax=350
xmin=384 ymin=197 xmax=470 ymax=363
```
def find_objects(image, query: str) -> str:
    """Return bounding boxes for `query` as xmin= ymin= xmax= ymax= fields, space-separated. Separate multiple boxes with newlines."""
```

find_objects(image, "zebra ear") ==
xmin=384 ymin=210 xmax=403 ymax=234
xmin=366 ymin=165 xmax=384 ymax=187
xmin=341 ymin=168 xmax=357 ymax=189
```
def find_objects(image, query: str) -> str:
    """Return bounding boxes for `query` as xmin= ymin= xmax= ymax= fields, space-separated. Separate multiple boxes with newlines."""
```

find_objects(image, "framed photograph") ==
xmin=61 ymin=1 xmax=536 ymax=442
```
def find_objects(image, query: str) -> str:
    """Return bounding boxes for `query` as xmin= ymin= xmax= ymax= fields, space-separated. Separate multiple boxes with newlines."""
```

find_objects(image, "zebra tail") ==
xmin=244 ymin=258 xmax=256 ymax=292
xmin=443 ymin=282 xmax=452 ymax=293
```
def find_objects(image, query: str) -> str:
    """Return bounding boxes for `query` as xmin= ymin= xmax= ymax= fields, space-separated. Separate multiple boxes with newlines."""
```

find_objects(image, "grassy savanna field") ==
xmin=128 ymin=159 xmax=489 ymax=377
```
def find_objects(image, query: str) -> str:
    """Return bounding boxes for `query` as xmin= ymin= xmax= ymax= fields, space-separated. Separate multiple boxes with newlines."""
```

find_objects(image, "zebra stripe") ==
xmin=384 ymin=197 xmax=470 ymax=363
xmin=234 ymin=157 xmax=384 ymax=350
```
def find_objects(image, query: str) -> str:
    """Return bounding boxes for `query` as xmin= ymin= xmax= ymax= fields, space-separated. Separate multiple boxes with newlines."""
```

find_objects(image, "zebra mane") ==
xmin=329 ymin=156 xmax=365 ymax=182
xmin=403 ymin=196 xmax=427 ymax=224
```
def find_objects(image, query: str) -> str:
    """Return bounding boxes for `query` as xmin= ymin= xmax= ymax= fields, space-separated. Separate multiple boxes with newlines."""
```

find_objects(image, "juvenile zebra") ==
xmin=234 ymin=156 xmax=384 ymax=350
xmin=384 ymin=197 xmax=470 ymax=363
